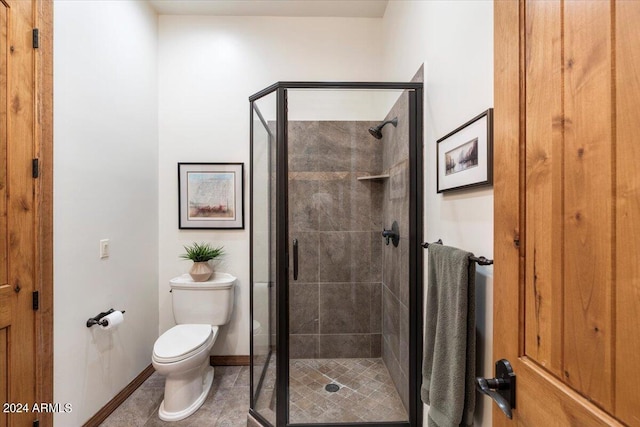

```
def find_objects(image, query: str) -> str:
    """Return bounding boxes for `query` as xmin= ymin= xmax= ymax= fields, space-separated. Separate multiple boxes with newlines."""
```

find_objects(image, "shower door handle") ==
xmin=293 ymin=239 xmax=299 ymax=281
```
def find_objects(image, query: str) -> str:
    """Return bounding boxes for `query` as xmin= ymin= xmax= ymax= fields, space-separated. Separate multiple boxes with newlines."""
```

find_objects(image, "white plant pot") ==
xmin=189 ymin=261 xmax=213 ymax=282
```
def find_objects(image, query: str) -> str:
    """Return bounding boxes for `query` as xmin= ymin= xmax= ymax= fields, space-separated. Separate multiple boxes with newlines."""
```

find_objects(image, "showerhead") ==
xmin=368 ymin=117 xmax=398 ymax=139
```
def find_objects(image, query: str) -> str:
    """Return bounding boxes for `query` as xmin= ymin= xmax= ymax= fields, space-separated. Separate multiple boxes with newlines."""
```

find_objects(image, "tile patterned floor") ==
xmin=288 ymin=358 xmax=408 ymax=423
xmin=101 ymin=358 xmax=406 ymax=426
xmin=253 ymin=353 xmax=276 ymax=425
xmin=99 ymin=366 xmax=250 ymax=427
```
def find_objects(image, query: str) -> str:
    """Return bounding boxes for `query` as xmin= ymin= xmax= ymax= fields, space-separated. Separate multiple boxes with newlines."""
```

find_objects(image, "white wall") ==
xmin=53 ymin=1 xmax=159 ymax=424
xmin=381 ymin=1 xmax=494 ymax=425
xmin=158 ymin=16 xmax=383 ymax=355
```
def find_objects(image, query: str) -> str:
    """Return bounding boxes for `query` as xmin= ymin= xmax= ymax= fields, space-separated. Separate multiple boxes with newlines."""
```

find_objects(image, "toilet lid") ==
xmin=153 ymin=324 xmax=218 ymax=363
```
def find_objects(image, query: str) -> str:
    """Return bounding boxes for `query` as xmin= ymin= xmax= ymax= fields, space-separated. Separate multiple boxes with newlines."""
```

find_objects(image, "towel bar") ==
xmin=421 ymin=239 xmax=494 ymax=266
xmin=420 ymin=239 xmax=442 ymax=248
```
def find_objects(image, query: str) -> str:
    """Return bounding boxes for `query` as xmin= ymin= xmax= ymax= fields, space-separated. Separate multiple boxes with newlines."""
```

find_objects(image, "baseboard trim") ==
xmin=82 ymin=364 xmax=155 ymax=427
xmin=211 ymin=355 xmax=250 ymax=366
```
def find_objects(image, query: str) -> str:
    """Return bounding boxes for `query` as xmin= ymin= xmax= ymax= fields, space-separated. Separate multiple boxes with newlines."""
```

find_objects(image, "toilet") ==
xmin=152 ymin=272 xmax=236 ymax=421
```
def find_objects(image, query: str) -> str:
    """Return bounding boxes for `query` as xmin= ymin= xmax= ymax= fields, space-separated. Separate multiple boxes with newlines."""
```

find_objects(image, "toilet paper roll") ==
xmin=100 ymin=311 xmax=124 ymax=330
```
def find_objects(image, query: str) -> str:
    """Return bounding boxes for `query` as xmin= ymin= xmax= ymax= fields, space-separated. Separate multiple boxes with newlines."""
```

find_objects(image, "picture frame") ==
xmin=178 ymin=162 xmax=244 ymax=229
xmin=436 ymin=108 xmax=493 ymax=193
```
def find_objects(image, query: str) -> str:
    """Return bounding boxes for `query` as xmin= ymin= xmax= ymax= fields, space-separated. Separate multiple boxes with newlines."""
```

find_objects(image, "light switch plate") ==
xmin=100 ymin=239 xmax=110 ymax=259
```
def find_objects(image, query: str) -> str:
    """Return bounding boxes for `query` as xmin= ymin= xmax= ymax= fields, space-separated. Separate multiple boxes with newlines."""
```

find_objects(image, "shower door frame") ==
xmin=249 ymin=82 xmax=424 ymax=427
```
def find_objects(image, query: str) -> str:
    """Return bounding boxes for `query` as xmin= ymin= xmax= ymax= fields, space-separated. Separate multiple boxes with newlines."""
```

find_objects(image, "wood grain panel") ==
xmin=524 ymin=0 xmax=563 ymax=377
xmin=7 ymin=0 xmax=37 ymax=416
xmin=615 ymin=1 xmax=640 ymax=425
xmin=0 ymin=328 xmax=6 ymax=427
xmin=493 ymin=1 xmax=522 ymax=424
xmin=562 ymin=0 xmax=614 ymax=411
xmin=497 ymin=0 xmax=637 ymax=424
xmin=0 ymin=0 xmax=8 ymax=287
xmin=516 ymin=359 xmax=623 ymax=427
xmin=0 ymin=287 xmax=9 ymax=329
xmin=35 ymin=0 xmax=55 ymax=424
xmin=0 ymin=8 xmax=8 ymax=427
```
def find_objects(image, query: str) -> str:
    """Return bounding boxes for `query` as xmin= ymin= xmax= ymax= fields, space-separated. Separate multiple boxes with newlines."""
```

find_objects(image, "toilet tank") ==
xmin=169 ymin=273 xmax=236 ymax=325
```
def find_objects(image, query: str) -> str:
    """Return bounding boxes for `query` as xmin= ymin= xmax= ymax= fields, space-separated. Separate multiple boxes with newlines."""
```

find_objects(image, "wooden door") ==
xmin=0 ymin=0 xmax=52 ymax=426
xmin=494 ymin=0 xmax=639 ymax=426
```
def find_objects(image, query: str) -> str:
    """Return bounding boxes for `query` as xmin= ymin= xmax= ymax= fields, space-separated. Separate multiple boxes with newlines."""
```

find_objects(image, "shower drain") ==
xmin=325 ymin=383 xmax=340 ymax=393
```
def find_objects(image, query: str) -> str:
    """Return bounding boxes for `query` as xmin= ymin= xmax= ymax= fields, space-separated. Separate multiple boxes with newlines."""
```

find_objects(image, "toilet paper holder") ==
xmin=86 ymin=308 xmax=126 ymax=328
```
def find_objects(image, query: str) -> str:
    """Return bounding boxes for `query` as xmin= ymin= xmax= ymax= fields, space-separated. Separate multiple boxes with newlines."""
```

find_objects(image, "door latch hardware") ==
xmin=476 ymin=359 xmax=516 ymax=419
xmin=33 ymin=291 xmax=39 ymax=310
xmin=32 ymin=158 xmax=39 ymax=178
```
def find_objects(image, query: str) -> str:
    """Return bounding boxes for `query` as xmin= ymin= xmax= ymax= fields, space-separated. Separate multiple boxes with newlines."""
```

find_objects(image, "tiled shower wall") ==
xmin=288 ymin=121 xmax=385 ymax=359
xmin=381 ymin=91 xmax=411 ymax=411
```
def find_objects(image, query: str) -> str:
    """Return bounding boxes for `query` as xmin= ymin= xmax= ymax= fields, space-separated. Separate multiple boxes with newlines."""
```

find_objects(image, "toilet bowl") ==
xmin=152 ymin=273 xmax=235 ymax=422
xmin=152 ymin=324 xmax=219 ymax=421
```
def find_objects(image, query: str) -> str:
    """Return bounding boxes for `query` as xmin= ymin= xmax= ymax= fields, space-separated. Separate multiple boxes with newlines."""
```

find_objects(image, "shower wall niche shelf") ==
xmin=356 ymin=173 xmax=390 ymax=181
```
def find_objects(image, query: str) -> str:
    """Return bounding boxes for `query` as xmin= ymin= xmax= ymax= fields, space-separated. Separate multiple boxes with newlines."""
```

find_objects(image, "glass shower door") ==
xmin=286 ymin=88 xmax=411 ymax=424
xmin=251 ymin=96 xmax=277 ymax=426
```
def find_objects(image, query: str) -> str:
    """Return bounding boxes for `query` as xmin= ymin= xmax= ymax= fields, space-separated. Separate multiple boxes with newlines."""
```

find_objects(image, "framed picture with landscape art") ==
xmin=437 ymin=109 xmax=493 ymax=193
xmin=178 ymin=162 xmax=244 ymax=229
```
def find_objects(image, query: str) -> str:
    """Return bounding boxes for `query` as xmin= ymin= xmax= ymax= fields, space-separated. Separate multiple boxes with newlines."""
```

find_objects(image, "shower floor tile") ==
xmin=289 ymin=358 xmax=408 ymax=424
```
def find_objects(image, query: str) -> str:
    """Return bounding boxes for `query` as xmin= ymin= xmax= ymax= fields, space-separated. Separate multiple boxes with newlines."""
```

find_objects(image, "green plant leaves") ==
xmin=180 ymin=242 xmax=225 ymax=262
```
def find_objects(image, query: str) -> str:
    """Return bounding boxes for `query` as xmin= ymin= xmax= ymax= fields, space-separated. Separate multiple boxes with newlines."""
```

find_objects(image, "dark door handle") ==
xmin=476 ymin=359 xmax=516 ymax=419
xmin=476 ymin=377 xmax=512 ymax=419
xmin=293 ymin=239 xmax=299 ymax=281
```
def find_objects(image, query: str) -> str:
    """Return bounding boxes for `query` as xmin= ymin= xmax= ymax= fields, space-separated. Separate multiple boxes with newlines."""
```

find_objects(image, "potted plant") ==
xmin=180 ymin=242 xmax=225 ymax=282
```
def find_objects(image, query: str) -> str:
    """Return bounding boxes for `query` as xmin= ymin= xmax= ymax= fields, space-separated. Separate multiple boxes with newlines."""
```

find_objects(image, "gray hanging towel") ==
xmin=421 ymin=244 xmax=476 ymax=427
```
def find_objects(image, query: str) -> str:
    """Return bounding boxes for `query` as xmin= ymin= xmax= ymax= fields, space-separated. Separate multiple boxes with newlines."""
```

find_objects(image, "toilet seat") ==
xmin=153 ymin=324 xmax=219 ymax=364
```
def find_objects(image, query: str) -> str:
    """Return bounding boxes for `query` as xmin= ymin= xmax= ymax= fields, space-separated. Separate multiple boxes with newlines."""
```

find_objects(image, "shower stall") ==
xmin=250 ymin=82 xmax=424 ymax=427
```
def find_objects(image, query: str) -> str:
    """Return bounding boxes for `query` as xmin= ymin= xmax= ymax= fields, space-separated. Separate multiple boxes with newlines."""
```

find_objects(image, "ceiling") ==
xmin=148 ymin=0 xmax=389 ymax=18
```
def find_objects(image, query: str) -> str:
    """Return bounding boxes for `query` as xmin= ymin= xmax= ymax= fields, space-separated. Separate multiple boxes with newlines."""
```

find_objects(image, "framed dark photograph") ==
xmin=437 ymin=108 xmax=493 ymax=193
xmin=178 ymin=162 xmax=244 ymax=229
